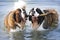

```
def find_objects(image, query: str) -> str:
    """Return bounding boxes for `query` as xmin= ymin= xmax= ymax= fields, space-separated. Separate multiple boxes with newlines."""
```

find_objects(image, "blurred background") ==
xmin=0 ymin=0 xmax=60 ymax=40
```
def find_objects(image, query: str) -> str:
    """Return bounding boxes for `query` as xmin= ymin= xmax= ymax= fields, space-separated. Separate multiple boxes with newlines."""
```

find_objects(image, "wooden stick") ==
xmin=39 ymin=13 xmax=50 ymax=16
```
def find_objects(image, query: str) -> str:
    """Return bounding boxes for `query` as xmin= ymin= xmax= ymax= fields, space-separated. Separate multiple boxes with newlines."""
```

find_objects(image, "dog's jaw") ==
xmin=32 ymin=21 xmax=40 ymax=30
xmin=32 ymin=16 xmax=40 ymax=30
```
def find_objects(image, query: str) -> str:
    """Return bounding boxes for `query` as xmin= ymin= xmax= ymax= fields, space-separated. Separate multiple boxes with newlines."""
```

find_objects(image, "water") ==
xmin=0 ymin=0 xmax=60 ymax=40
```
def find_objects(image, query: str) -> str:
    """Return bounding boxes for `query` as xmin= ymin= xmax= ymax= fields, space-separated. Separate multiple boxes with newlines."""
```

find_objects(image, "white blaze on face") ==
xmin=34 ymin=8 xmax=39 ymax=17
xmin=21 ymin=9 xmax=25 ymax=18
xmin=14 ymin=0 xmax=26 ymax=18
xmin=30 ymin=12 xmax=33 ymax=15
xmin=34 ymin=12 xmax=39 ymax=17
xmin=14 ymin=0 xmax=26 ymax=10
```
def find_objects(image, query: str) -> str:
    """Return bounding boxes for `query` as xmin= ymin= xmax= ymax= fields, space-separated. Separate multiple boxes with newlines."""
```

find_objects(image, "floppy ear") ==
xmin=36 ymin=8 xmax=43 ymax=14
xmin=14 ymin=9 xmax=23 ymax=22
xmin=31 ymin=8 xmax=34 ymax=11
xmin=29 ymin=8 xmax=34 ymax=14
xmin=16 ymin=8 xmax=21 ymax=13
xmin=22 ymin=8 xmax=28 ymax=18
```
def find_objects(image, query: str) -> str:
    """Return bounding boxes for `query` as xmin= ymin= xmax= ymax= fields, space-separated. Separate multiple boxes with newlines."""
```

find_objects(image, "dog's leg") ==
xmin=7 ymin=26 xmax=10 ymax=32
xmin=15 ymin=22 xmax=24 ymax=30
xmin=15 ymin=22 xmax=21 ymax=28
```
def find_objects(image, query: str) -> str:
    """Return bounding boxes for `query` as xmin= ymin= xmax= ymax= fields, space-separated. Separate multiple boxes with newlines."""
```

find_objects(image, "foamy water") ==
xmin=14 ymin=0 xmax=26 ymax=10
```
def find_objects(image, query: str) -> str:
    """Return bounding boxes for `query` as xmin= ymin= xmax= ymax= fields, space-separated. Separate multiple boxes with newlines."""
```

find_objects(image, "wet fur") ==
xmin=43 ymin=9 xmax=58 ymax=29
xmin=29 ymin=8 xmax=45 ymax=29
xmin=4 ymin=9 xmax=27 ymax=32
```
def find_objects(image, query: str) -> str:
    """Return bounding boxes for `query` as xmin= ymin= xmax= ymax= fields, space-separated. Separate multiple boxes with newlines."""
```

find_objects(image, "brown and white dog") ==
xmin=29 ymin=8 xmax=45 ymax=30
xmin=29 ymin=8 xmax=58 ymax=30
xmin=43 ymin=9 xmax=58 ymax=29
xmin=4 ymin=8 xmax=28 ymax=32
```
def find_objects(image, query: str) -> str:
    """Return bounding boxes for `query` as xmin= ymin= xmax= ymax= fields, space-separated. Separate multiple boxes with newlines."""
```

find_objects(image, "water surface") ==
xmin=0 ymin=0 xmax=60 ymax=40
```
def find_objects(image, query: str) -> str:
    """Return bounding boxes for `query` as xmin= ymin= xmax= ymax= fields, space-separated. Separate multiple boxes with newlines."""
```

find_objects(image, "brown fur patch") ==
xmin=43 ymin=9 xmax=58 ymax=29
xmin=4 ymin=9 xmax=26 ymax=32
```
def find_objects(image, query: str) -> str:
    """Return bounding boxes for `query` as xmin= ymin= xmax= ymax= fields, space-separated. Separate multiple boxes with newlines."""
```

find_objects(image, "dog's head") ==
xmin=14 ymin=8 xmax=27 ymax=21
xmin=29 ymin=8 xmax=38 ymax=23
xmin=29 ymin=8 xmax=44 ymax=23
xmin=29 ymin=8 xmax=43 ymax=16
xmin=29 ymin=8 xmax=44 ymax=29
xmin=13 ymin=8 xmax=27 ymax=29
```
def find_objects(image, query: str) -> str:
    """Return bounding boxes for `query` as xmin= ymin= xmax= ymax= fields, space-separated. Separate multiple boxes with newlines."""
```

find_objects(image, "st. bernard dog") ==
xmin=43 ymin=9 xmax=58 ymax=29
xmin=29 ymin=8 xmax=45 ymax=30
xmin=4 ymin=8 xmax=28 ymax=32
xmin=29 ymin=8 xmax=58 ymax=30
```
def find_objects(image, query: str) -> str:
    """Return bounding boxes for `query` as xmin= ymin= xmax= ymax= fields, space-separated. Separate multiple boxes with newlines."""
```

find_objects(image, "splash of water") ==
xmin=14 ymin=0 xmax=26 ymax=10
xmin=10 ymin=27 xmax=22 ymax=32
xmin=37 ymin=20 xmax=48 ymax=31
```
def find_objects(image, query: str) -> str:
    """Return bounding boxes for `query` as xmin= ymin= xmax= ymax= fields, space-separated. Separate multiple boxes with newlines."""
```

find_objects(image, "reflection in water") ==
xmin=9 ymin=31 xmax=24 ymax=40
xmin=31 ymin=30 xmax=49 ymax=40
xmin=0 ymin=0 xmax=59 ymax=40
xmin=7 ymin=24 xmax=56 ymax=40
xmin=8 ymin=30 xmax=50 ymax=40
